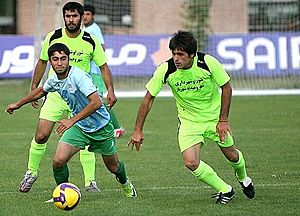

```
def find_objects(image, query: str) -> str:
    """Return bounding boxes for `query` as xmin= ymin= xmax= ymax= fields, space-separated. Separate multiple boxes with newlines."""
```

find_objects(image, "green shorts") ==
xmin=60 ymin=122 xmax=116 ymax=156
xmin=178 ymin=118 xmax=234 ymax=152
xmin=39 ymin=92 xmax=72 ymax=122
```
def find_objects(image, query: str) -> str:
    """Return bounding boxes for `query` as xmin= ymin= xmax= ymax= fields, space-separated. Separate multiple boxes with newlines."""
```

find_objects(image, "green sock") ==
xmin=53 ymin=164 xmax=69 ymax=185
xmin=192 ymin=161 xmax=230 ymax=192
xmin=27 ymin=138 xmax=47 ymax=175
xmin=79 ymin=147 xmax=96 ymax=186
xmin=115 ymin=160 xmax=127 ymax=184
xmin=228 ymin=149 xmax=247 ymax=181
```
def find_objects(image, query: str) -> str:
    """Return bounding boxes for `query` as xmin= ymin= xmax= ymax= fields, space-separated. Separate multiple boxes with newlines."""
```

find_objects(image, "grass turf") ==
xmin=0 ymin=80 xmax=299 ymax=215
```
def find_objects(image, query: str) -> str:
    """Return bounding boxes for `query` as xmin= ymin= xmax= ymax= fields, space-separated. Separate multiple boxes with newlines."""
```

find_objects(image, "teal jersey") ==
xmin=43 ymin=66 xmax=110 ymax=133
xmin=40 ymin=27 xmax=107 ymax=76
xmin=83 ymin=22 xmax=105 ymax=76
xmin=83 ymin=23 xmax=107 ymax=95
xmin=83 ymin=22 xmax=105 ymax=44
xmin=146 ymin=54 xmax=230 ymax=122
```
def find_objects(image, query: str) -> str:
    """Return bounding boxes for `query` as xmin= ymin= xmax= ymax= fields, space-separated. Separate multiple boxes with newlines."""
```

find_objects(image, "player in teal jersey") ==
xmin=19 ymin=2 xmax=116 ymax=193
xmin=6 ymin=43 xmax=136 ymax=198
xmin=128 ymin=30 xmax=255 ymax=204
xmin=83 ymin=4 xmax=125 ymax=138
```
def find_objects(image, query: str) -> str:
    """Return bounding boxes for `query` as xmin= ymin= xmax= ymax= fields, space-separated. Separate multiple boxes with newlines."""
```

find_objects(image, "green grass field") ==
xmin=0 ymin=80 xmax=299 ymax=216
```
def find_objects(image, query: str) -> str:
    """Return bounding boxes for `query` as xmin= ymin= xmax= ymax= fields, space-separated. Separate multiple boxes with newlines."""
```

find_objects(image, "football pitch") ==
xmin=0 ymin=80 xmax=299 ymax=216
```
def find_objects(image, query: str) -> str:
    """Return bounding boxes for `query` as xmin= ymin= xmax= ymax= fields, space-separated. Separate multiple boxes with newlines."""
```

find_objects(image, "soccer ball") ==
xmin=52 ymin=183 xmax=81 ymax=211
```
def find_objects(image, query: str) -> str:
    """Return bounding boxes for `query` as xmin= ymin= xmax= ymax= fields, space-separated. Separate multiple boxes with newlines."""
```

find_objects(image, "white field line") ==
xmin=0 ymin=132 xmax=28 ymax=136
xmin=112 ymin=89 xmax=300 ymax=98
xmin=0 ymin=182 xmax=298 ymax=195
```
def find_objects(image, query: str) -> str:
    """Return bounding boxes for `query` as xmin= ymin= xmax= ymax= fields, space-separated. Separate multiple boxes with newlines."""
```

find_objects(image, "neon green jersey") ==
xmin=40 ymin=27 xmax=107 ymax=76
xmin=146 ymin=53 xmax=230 ymax=122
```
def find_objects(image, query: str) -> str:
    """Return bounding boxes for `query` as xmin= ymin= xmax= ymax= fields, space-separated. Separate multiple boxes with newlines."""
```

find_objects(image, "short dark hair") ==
xmin=84 ymin=4 xmax=95 ymax=15
xmin=48 ymin=43 xmax=70 ymax=59
xmin=169 ymin=30 xmax=197 ymax=56
xmin=62 ymin=2 xmax=84 ymax=16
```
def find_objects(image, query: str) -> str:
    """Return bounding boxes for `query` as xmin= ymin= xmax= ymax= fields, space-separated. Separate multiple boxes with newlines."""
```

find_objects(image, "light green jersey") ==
xmin=40 ymin=27 xmax=107 ymax=77
xmin=146 ymin=53 xmax=230 ymax=123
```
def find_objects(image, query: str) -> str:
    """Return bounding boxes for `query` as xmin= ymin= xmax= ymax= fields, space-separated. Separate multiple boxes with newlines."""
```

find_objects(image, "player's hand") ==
xmin=216 ymin=121 xmax=232 ymax=143
xmin=106 ymin=91 xmax=117 ymax=109
xmin=5 ymin=103 xmax=20 ymax=114
xmin=127 ymin=131 xmax=144 ymax=151
xmin=30 ymin=86 xmax=41 ymax=109
xmin=55 ymin=119 xmax=74 ymax=135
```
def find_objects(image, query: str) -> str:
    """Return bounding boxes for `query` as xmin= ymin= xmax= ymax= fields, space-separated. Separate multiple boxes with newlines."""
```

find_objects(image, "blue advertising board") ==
xmin=0 ymin=32 xmax=299 ymax=79
xmin=0 ymin=35 xmax=34 ymax=78
xmin=208 ymin=32 xmax=300 ymax=76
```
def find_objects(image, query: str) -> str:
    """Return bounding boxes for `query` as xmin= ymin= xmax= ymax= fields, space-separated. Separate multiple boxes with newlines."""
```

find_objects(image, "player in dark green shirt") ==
xmin=128 ymin=30 xmax=255 ymax=204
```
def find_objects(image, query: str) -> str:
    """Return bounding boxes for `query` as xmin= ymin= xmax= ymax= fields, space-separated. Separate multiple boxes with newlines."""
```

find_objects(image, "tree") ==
xmin=182 ymin=0 xmax=212 ymax=51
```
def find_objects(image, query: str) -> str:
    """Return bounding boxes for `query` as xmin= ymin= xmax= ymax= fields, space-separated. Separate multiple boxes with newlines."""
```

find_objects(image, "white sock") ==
xmin=242 ymin=177 xmax=252 ymax=187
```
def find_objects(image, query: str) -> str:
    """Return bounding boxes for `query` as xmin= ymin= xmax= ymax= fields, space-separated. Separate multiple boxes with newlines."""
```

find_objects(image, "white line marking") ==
xmin=0 ymin=132 xmax=28 ymax=136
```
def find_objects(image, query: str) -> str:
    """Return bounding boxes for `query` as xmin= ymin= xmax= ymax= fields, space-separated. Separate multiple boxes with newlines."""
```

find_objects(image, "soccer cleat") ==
xmin=238 ymin=177 xmax=255 ymax=199
xmin=122 ymin=180 xmax=137 ymax=198
xmin=19 ymin=170 xmax=38 ymax=193
xmin=114 ymin=128 xmax=125 ymax=138
xmin=84 ymin=181 xmax=100 ymax=192
xmin=212 ymin=188 xmax=235 ymax=204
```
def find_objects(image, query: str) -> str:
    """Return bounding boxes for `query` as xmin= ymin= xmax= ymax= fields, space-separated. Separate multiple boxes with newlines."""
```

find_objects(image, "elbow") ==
xmin=89 ymin=101 xmax=101 ymax=114
xmin=88 ymin=92 xmax=102 ymax=112
xmin=94 ymin=99 xmax=102 ymax=110
xmin=96 ymin=100 xmax=102 ymax=109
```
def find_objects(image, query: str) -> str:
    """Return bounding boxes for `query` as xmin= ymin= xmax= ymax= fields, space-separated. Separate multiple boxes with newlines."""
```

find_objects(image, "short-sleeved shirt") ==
xmin=83 ymin=22 xmax=107 ymax=94
xmin=40 ymin=27 xmax=107 ymax=77
xmin=43 ymin=66 xmax=110 ymax=133
xmin=83 ymin=22 xmax=105 ymax=45
xmin=146 ymin=54 xmax=230 ymax=123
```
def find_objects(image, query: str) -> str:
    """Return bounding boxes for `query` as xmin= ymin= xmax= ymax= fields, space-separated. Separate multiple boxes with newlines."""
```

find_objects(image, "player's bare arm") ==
xmin=56 ymin=91 xmax=101 ymax=135
xmin=6 ymin=87 xmax=47 ymax=114
xmin=30 ymin=59 xmax=48 ymax=108
xmin=217 ymin=82 xmax=232 ymax=142
xmin=31 ymin=59 xmax=48 ymax=90
xmin=127 ymin=91 xmax=155 ymax=151
xmin=99 ymin=63 xmax=117 ymax=108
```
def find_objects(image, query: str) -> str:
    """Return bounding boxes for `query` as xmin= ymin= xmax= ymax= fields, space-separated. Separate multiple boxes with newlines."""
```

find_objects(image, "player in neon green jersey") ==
xmin=19 ymin=2 xmax=116 ymax=193
xmin=128 ymin=30 xmax=255 ymax=204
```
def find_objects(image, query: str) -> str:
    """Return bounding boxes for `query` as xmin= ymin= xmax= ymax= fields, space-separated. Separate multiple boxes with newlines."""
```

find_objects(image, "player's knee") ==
xmin=35 ymin=132 xmax=50 ymax=144
xmin=53 ymin=158 xmax=66 ymax=168
xmin=184 ymin=159 xmax=199 ymax=171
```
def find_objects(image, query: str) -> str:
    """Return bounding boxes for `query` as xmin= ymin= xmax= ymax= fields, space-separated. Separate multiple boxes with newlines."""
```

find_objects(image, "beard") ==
xmin=65 ymin=19 xmax=81 ymax=33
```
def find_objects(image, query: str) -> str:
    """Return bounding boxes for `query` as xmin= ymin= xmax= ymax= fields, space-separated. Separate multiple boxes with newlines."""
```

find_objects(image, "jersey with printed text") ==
xmin=40 ymin=27 xmax=107 ymax=76
xmin=146 ymin=54 xmax=230 ymax=122
xmin=43 ymin=66 xmax=110 ymax=132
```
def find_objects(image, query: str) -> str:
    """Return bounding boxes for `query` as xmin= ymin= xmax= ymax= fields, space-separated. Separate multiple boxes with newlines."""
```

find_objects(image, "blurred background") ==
xmin=0 ymin=0 xmax=300 ymax=93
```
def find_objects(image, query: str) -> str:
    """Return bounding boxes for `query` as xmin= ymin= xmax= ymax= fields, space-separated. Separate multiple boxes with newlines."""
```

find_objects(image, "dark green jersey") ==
xmin=146 ymin=53 xmax=230 ymax=122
